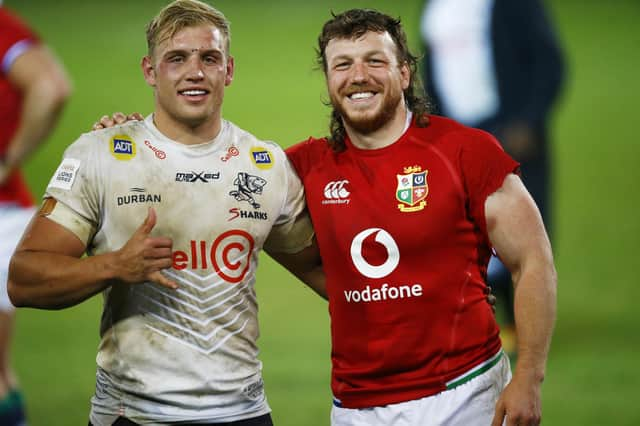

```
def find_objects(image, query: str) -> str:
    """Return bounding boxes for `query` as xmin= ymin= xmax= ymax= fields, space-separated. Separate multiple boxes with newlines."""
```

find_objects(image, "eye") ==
xmin=368 ymin=58 xmax=385 ymax=67
xmin=203 ymin=55 xmax=218 ymax=65
xmin=333 ymin=61 xmax=350 ymax=71
xmin=168 ymin=55 xmax=184 ymax=63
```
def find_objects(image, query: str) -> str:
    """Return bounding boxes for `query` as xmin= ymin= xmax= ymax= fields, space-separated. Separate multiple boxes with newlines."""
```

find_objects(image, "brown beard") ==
xmin=330 ymin=88 xmax=403 ymax=135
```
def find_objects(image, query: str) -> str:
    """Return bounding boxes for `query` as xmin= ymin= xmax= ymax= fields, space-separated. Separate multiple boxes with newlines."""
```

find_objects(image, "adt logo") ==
xmin=350 ymin=228 xmax=399 ymax=278
xmin=110 ymin=135 xmax=136 ymax=161
xmin=250 ymin=147 xmax=273 ymax=170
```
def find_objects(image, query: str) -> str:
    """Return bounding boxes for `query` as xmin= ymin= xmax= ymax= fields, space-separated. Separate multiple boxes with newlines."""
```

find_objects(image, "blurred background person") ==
xmin=0 ymin=2 xmax=71 ymax=425
xmin=421 ymin=0 xmax=565 ymax=356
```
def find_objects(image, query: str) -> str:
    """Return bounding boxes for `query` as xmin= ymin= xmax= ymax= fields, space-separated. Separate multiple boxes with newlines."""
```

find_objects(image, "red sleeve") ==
xmin=460 ymin=128 xmax=520 ymax=240
xmin=0 ymin=8 xmax=40 ymax=75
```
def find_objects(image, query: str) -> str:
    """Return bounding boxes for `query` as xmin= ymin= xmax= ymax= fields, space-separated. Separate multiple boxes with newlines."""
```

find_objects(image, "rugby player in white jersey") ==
xmin=7 ymin=1 xmax=320 ymax=425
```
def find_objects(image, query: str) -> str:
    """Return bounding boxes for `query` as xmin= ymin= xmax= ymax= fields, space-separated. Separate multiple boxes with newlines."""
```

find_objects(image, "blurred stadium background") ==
xmin=5 ymin=0 xmax=639 ymax=424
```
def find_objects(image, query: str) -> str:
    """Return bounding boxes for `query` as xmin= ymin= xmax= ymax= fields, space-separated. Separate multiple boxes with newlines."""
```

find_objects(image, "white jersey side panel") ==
xmin=45 ymin=116 xmax=308 ymax=424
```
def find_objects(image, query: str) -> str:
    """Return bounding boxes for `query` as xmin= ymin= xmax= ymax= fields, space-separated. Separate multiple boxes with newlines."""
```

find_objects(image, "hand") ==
xmin=484 ymin=285 xmax=497 ymax=313
xmin=491 ymin=371 xmax=542 ymax=426
xmin=115 ymin=207 xmax=177 ymax=289
xmin=92 ymin=111 xmax=144 ymax=130
xmin=500 ymin=122 xmax=537 ymax=162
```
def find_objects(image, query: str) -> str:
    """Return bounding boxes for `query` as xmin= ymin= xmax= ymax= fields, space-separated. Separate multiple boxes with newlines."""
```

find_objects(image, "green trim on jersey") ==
xmin=446 ymin=350 xmax=504 ymax=390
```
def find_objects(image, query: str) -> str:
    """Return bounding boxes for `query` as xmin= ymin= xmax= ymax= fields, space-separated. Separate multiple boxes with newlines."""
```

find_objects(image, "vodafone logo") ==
xmin=350 ymin=228 xmax=399 ymax=279
xmin=322 ymin=180 xmax=350 ymax=205
xmin=346 ymin=228 xmax=424 ymax=303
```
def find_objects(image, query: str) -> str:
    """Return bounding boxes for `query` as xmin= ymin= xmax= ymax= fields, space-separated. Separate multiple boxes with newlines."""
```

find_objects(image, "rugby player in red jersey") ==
xmin=285 ymin=9 xmax=556 ymax=426
xmin=0 ymin=4 xmax=70 ymax=425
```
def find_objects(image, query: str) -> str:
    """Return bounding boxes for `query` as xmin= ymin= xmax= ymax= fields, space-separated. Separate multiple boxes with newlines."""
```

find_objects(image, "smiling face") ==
xmin=325 ymin=31 xmax=410 ymax=135
xmin=142 ymin=24 xmax=234 ymax=137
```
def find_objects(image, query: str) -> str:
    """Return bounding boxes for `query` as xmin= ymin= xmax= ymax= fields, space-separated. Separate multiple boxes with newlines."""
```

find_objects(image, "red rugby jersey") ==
xmin=0 ymin=7 xmax=38 ymax=207
xmin=287 ymin=115 xmax=519 ymax=408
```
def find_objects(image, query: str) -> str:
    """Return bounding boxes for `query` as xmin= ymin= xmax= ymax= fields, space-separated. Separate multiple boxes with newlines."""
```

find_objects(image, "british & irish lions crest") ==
xmin=396 ymin=166 xmax=428 ymax=212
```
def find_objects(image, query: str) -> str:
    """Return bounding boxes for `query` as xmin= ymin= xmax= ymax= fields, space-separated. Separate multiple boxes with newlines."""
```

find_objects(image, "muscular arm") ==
xmin=8 ymin=206 xmax=175 ymax=310
xmin=1 ymin=45 xmax=71 ymax=182
xmin=266 ymin=238 xmax=327 ymax=300
xmin=486 ymin=174 xmax=557 ymax=426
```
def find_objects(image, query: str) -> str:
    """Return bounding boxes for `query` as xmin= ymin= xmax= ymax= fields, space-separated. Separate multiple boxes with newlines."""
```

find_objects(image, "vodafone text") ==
xmin=344 ymin=283 xmax=424 ymax=303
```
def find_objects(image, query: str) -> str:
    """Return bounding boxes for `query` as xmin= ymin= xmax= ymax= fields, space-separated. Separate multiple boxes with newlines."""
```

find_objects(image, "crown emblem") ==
xmin=403 ymin=165 xmax=422 ymax=174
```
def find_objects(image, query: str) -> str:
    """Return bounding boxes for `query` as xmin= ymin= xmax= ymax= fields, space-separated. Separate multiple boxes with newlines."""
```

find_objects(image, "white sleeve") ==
xmin=263 ymin=153 xmax=314 ymax=254
xmin=44 ymin=134 xmax=101 ymax=245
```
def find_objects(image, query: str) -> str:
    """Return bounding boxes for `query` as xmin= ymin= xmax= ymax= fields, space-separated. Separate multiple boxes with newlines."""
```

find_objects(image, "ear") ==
xmin=400 ymin=62 xmax=410 ymax=91
xmin=225 ymin=55 xmax=235 ymax=86
xmin=142 ymin=56 xmax=156 ymax=87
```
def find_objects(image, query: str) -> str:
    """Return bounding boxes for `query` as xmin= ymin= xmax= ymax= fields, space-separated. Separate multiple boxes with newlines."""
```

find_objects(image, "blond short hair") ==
xmin=146 ymin=0 xmax=231 ymax=57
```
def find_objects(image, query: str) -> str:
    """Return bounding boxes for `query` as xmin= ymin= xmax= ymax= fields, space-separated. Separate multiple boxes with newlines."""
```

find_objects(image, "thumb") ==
xmin=139 ymin=207 xmax=157 ymax=235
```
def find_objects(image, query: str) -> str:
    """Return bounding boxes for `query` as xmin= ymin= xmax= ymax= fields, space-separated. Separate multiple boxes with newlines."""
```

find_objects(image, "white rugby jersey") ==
xmin=45 ymin=115 xmax=312 ymax=425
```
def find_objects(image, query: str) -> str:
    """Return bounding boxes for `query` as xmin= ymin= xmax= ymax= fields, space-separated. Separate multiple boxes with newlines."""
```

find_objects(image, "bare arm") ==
xmin=8 ymin=206 xmax=176 ymax=310
xmin=487 ymin=174 xmax=557 ymax=426
xmin=266 ymin=238 xmax=327 ymax=300
xmin=0 ymin=45 xmax=71 ymax=183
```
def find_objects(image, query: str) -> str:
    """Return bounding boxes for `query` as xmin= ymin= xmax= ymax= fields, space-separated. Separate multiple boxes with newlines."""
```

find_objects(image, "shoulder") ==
xmin=65 ymin=120 xmax=147 ymax=160
xmin=421 ymin=115 xmax=501 ymax=150
xmin=224 ymin=120 xmax=291 ymax=172
xmin=286 ymin=136 xmax=330 ymax=158
xmin=285 ymin=137 xmax=330 ymax=175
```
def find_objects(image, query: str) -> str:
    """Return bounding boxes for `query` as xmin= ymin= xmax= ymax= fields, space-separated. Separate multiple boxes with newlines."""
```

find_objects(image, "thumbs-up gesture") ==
xmin=115 ymin=207 xmax=177 ymax=289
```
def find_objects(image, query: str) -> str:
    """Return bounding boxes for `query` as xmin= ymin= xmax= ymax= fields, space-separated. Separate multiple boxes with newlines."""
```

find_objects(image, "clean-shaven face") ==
xmin=325 ymin=31 xmax=410 ymax=135
xmin=143 ymin=24 xmax=234 ymax=130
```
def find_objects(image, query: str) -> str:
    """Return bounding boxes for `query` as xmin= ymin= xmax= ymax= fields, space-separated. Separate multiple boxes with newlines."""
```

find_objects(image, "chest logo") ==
xmin=229 ymin=172 xmax=267 ymax=209
xmin=322 ymin=180 xmax=350 ymax=205
xmin=144 ymin=140 xmax=166 ymax=159
xmin=250 ymin=147 xmax=273 ymax=170
xmin=350 ymin=228 xmax=399 ymax=279
xmin=221 ymin=146 xmax=239 ymax=162
xmin=396 ymin=166 xmax=428 ymax=212
xmin=110 ymin=135 xmax=136 ymax=161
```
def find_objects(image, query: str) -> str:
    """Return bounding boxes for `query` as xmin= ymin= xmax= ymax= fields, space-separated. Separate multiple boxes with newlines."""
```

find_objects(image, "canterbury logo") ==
xmin=350 ymin=228 xmax=399 ymax=279
xmin=322 ymin=180 xmax=350 ymax=205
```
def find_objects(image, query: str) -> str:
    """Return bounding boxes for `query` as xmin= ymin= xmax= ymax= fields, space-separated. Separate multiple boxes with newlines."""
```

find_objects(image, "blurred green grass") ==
xmin=5 ymin=0 xmax=640 ymax=425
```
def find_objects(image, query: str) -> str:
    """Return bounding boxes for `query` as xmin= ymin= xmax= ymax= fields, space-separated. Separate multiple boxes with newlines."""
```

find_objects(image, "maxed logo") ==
xmin=110 ymin=135 xmax=136 ymax=161
xmin=172 ymin=230 xmax=255 ymax=283
xmin=250 ymin=147 xmax=273 ymax=170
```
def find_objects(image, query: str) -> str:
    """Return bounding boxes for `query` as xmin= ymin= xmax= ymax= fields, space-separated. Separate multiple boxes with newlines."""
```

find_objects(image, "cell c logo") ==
xmin=212 ymin=230 xmax=255 ymax=283
xmin=350 ymin=228 xmax=400 ymax=279
xmin=324 ymin=180 xmax=350 ymax=199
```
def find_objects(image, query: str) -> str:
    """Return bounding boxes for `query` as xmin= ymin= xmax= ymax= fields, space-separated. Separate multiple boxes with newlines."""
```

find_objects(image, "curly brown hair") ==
xmin=317 ymin=9 xmax=432 ymax=151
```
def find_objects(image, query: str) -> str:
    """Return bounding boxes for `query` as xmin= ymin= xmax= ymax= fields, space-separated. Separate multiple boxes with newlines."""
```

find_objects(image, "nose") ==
xmin=185 ymin=56 xmax=205 ymax=81
xmin=351 ymin=61 xmax=369 ymax=84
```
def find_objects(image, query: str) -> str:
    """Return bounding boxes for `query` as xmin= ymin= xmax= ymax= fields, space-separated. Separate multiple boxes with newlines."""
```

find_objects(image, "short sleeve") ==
xmin=44 ymin=135 xmax=102 ymax=244
xmin=0 ymin=8 xmax=39 ymax=75
xmin=263 ymin=153 xmax=314 ymax=254
xmin=460 ymin=129 xmax=520 ymax=239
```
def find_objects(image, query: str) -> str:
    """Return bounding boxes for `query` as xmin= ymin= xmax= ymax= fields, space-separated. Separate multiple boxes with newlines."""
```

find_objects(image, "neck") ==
xmin=152 ymin=110 xmax=223 ymax=145
xmin=346 ymin=103 xmax=410 ymax=150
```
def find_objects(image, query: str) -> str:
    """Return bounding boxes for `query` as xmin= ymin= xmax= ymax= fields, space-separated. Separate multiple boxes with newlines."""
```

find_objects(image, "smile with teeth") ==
xmin=348 ymin=91 xmax=375 ymax=100
xmin=179 ymin=89 xmax=208 ymax=96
